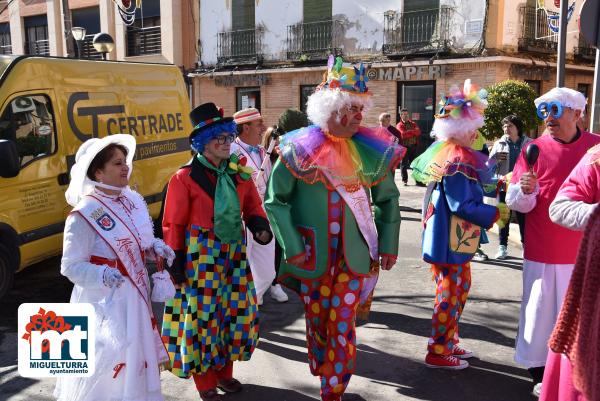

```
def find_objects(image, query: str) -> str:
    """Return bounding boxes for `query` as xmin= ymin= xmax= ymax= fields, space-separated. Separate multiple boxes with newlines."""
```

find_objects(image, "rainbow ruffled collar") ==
xmin=278 ymin=125 xmax=405 ymax=192
xmin=411 ymin=140 xmax=496 ymax=185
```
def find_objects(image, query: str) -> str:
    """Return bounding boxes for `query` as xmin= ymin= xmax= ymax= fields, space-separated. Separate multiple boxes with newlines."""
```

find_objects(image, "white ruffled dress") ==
xmin=54 ymin=188 xmax=168 ymax=401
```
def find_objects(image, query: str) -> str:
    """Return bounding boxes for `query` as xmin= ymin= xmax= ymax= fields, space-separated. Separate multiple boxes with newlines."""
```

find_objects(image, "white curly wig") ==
xmin=431 ymin=79 xmax=487 ymax=141
xmin=306 ymin=89 xmax=373 ymax=131
xmin=431 ymin=113 xmax=485 ymax=141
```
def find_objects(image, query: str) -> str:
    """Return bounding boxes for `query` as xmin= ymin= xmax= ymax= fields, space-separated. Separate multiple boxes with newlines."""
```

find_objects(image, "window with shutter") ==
xmin=126 ymin=0 xmax=161 ymax=56
xmin=24 ymin=16 xmax=49 ymax=56
xmin=302 ymin=0 xmax=333 ymax=52
xmin=0 ymin=23 xmax=10 ymax=55
xmin=232 ymin=0 xmax=255 ymax=30
xmin=303 ymin=0 xmax=332 ymax=23
xmin=230 ymin=0 xmax=256 ymax=57
xmin=401 ymin=0 xmax=440 ymax=49
xmin=403 ymin=0 xmax=439 ymax=12
xmin=71 ymin=7 xmax=101 ymax=59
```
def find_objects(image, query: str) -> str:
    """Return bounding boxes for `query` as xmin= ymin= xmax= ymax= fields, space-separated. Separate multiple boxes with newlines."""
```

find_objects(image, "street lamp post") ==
xmin=71 ymin=27 xmax=86 ymax=59
xmin=556 ymin=0 xmax=568 ymax=87
xmin=92 ymin=33 xmax=115 ymax=61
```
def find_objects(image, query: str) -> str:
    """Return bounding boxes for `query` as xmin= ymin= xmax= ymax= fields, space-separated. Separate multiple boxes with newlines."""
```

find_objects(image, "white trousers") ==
xmin=245 ymin=229 xmax=276 ymax=301
xmin=514 ymin=260 xmax=574 ymax=368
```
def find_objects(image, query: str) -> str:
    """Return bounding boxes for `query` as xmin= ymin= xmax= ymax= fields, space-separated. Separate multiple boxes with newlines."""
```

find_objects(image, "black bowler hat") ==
xmin=189 ymin=102 xmax=234 ymax=140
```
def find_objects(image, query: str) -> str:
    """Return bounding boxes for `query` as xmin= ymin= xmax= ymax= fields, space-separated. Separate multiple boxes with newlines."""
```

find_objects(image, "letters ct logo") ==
xmin=18 ymin=303 xmax=95 ymax=377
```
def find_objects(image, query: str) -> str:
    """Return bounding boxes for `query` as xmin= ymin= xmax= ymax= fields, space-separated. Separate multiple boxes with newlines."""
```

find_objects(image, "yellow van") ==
xmin=0 ymin=55 xmax=193 ymax=297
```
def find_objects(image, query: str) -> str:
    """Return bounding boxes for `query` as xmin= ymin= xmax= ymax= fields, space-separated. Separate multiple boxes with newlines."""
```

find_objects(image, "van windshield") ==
xmin=0 ymin=55 xmax=18 ymax=79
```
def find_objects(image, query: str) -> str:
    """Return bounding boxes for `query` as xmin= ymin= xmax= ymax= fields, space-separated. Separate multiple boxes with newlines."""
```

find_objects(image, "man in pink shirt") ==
xmin=536 ymin=144 xmax=600 ymax=401
xmin=506 ymin=87 xmax=600 ymax=396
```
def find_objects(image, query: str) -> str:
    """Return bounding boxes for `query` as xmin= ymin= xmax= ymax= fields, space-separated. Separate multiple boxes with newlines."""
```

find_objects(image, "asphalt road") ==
xmin=0 ymin=172 xmax=536 ymax=401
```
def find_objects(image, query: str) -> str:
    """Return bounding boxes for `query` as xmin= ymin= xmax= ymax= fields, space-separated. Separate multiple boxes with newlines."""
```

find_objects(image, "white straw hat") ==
xmin=65 ymin=134 xmax=136 ymax=207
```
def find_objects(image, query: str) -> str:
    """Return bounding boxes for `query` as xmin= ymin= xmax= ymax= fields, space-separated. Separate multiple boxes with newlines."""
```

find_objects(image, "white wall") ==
xmin=200 ymin=0 xmax=232 ymax=65
xmin=332 ymin=0 xmax=399 ymax=55
xmin=501 ymin=0 xmax=581 ymax=53
xmin=443 ymin=0 xmax=487 ymax=50
xmin=198 ymin=0 xmax=489 ymax=65
xmin=256 ymin=0 xmax=302 ymax=60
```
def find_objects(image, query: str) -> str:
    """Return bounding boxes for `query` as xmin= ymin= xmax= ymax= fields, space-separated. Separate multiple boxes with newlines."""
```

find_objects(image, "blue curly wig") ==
xmin=190 ymin=121 xmax=237 ymax=153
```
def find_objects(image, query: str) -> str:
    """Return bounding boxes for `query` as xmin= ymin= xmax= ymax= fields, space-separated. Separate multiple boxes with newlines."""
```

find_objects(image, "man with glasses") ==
xmin=506 ymin=88 xmax=600 ymax=396
xmin=161 ymin=102 xmax=271 ymax=401
xmin=231 ymin=108 xmax=287 ymax=305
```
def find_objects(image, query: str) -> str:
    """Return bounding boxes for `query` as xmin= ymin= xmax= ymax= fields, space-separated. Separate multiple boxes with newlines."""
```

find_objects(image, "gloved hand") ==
xmin=102 ymin=267 xmax=125 ymax=289
xmin=496 ymin=202 xmax=510 ymax=229
xmin=152 ymin=238 xmax=175 ymax=267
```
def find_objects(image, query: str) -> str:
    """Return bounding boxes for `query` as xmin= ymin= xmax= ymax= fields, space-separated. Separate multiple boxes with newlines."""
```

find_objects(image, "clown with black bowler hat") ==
xmin=161 ymin=102 xmax=272 ymax=401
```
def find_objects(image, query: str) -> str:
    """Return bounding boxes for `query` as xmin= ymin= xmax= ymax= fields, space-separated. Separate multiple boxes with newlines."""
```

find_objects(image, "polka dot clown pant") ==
xmin=299 ymin=258 xmax=363 ymax=401
xmin=428 ymin=263 xmax=471 ymax=355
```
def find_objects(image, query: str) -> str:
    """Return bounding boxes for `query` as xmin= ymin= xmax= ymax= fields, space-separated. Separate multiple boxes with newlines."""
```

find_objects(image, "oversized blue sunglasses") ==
xmin=536 ymin=101 xmax=564 ymax=120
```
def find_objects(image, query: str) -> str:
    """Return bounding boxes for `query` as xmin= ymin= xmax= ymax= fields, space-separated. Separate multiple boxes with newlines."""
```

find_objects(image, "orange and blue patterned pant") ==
xmin=299 ymin=259 xmax=363 ymax=401
xmin=428 ymin=263 xmax=471 ymax=355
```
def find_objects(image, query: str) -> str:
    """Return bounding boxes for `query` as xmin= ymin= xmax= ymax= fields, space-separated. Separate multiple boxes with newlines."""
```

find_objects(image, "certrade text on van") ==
xmin=67 ymin=92 xmax=185 ymax=142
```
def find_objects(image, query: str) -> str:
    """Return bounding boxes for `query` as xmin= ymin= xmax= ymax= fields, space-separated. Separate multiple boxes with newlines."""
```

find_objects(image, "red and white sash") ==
xmin=76 ymin=194 xmax=151 ymax=302
xmin=324 ymin=173 xmax=379 ymax=261
xmin=74 ymin=194 xmax=168 ymax=363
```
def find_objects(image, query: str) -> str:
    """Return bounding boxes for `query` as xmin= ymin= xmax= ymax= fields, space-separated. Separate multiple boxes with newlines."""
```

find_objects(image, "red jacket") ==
xmin=396 ymin=119 xmax=421 ymax=145
xmin=162 ymin=158 xmax=268 ymax=252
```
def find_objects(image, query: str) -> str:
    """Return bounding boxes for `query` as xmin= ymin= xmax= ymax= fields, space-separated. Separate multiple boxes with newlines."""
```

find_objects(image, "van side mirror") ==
xmin=0 ymin=139 xmax=20 ymax=178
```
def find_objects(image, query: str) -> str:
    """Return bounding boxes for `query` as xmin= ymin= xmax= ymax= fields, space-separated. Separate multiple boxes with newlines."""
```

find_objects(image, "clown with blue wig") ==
xmin=411 ymin=79 xmax=510 ymax=370
xmin=161 ymin=102 xmax=272 ymax=401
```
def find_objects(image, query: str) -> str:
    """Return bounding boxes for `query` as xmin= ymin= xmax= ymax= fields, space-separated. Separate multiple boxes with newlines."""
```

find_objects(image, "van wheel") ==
xmin=0 ymin=243 xmax=14 ymax=299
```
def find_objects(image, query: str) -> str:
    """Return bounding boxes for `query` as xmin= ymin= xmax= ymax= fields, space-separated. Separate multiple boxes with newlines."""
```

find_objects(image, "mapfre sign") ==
xmin=367 ymin=65 xmax=450 ymax=81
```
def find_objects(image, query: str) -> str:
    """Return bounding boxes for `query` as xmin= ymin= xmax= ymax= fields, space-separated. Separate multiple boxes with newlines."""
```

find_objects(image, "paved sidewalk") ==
xmin=0 ymin=172 xmax=534 ymax=401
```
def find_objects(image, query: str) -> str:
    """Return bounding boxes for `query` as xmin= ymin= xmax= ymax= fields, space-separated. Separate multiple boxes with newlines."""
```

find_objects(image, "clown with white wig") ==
xmin=411 ymin=80 xmax=509 ymax=370
xmin=265 ymin=56 xmax=405 ymax=401
xmin=55 ymin=134 xmax=175 ymax=401
xmin=505 ymin=87 xmax=600 ymax=395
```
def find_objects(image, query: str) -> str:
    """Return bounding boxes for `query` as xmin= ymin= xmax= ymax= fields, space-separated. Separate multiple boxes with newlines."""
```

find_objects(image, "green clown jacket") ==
xmin=264 ymin=158 xmax=401 ymax=289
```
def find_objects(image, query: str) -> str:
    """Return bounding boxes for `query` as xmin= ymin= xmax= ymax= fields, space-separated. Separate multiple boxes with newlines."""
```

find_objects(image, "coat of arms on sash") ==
xmin=96 ymin=213 xmax=116 ymax=231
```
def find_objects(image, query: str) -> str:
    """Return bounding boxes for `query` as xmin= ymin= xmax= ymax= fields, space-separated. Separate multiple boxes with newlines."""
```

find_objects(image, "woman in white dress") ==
xmin=54 ymin=134 xmax=175 ymax=401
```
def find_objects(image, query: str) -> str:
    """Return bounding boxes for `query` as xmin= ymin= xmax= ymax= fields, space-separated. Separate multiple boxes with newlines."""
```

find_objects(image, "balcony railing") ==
xmin=574 ymin=35 xmax=596 ymax=61
xmin=81 ymin=35 xmax=103 ymax=59
xmin=74 ymin=35 xmax=103 ymax=60
xmin=382 ymin=7 xmax=454 ymax=56
xmin=218 ymin=27 xmax=263 ymax=65
xmin=126 ymin=25 xmax=162 ymax=57
xmin=286 ymin=20 xmax=343 ymax=61
xmin=518 ymin=5 xmax=558 ymax=54
xmin=26 ymin=39 xmax=49 ymax=56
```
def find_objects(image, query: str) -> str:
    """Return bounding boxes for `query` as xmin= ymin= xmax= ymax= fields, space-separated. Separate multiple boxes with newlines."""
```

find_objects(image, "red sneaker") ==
xmin=425 ymin=352 xmax=469 ymax=370
xmin=452 ymin=345 xmax=474 ymax=359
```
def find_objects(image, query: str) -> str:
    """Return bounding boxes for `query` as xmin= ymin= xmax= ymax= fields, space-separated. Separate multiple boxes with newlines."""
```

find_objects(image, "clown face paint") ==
xmin=327 ymin=103 xmax=364 ymax=138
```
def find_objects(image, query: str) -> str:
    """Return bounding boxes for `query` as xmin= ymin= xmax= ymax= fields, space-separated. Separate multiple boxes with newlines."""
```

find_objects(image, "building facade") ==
xmin=192 ymin=0 xmax=596 ymax=140
xmin=0 ymin=0 xmax=198 ymax=71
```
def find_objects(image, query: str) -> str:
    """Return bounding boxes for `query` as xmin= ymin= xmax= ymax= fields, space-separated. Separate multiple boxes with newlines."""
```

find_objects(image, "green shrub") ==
xmin=481 ymin=80 xmax=538 ymax=140
xmin=278 ymin=109 xmax=309 ymax=133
